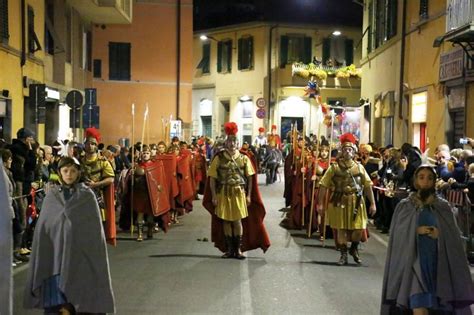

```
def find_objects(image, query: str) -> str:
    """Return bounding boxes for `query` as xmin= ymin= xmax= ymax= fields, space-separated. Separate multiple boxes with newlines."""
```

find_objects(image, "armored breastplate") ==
xmin=331 ymin=160 xmax=363 ymax=194
xmin=217 ymin=152 xmax=246 ymax=187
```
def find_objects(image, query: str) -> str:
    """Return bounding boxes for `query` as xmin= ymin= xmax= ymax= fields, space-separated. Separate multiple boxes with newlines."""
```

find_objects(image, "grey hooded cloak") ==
xmin=0 ymin=160 xmax=13 ymax=315
xmin=381 ymin=193 xmax=474 ymax=314
xmin=24 ymin=183 xmax=115 ymax=313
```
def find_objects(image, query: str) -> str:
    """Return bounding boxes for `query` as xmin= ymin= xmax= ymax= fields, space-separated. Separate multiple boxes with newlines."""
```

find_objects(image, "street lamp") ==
xmin=332 ymin=30 xmax=342 ymax=36
xmin=200 ymin=35 xmax=218 ymax=42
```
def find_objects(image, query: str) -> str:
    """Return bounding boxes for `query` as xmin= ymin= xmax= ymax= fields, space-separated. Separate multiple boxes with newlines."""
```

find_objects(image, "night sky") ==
xmin=194 ymin=0 xmax=363 ymax=31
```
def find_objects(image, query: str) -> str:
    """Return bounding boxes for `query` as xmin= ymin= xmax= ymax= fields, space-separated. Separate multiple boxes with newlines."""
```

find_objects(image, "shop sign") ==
xmin=411 ymin=91 xmax=427 ymax=123
xmin=439 ymin=48 xmax=464 ymax=82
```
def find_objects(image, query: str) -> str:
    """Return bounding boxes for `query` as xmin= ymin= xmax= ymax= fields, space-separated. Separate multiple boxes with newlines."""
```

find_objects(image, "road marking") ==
xmin=371 ymin=231 xmax=388 ymax=247
xmin=240 ymin=259 xmax=253 ymax=314
xmin=13 ymin=263 xmax=29 ymax=276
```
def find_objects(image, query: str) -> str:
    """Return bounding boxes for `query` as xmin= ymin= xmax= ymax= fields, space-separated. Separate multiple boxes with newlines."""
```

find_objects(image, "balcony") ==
xmin=277 ymin=63 xmax=361 ymax=90
xmin=68 ymin=0 xmax=133 ymax=24
xmin=445 ymin=0 xmax=474 ymax=42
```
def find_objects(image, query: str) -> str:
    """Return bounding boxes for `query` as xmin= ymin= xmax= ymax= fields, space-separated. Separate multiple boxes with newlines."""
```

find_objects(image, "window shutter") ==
xmin=202 ymin=43 xmax=210 ymax=73
xmin=248 ymin=36 xmax=254 ymax=69
xmin=109 ymin=43 xmax=117 ymax=79
xmin=419 ymin=0 xmax=428 ymax=19
xmin=322 ymin=38 xmax=331 ymax=65
xmin=238 ymin=38 xmax=243 ymax=70
xmin=344 ymin=39 xmax=354 ymax=65
xmin=0 ymin=0 xmax=9 ymax=41
xmin=123 ymin=43 xmax=131 ymax=80
xmin=303 ymin=37 xmax=312 ymax=64
xmin=227 ymin=40 xmax=232 ymax=72
xmin=280 ymin=35 xmax=288 ymax=68
xmin=388 ymin=0 xmax=398 ymax=39
xmin=93 ymin=59 xmax=102 ymax=78
xmin=217 ymin=41 xmax=222 ymax=73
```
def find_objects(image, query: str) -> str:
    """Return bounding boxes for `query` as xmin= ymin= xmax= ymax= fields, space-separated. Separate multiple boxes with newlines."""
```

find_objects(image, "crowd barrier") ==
xmin=445 ymin=189 xmax=473 ymax=262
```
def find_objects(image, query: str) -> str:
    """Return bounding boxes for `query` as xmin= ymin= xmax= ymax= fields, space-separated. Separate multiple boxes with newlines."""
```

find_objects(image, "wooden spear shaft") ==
xmin=130 ymin=103 xmax=135 ymax=237
xmin=301 ymin=120 xmax=305 ymax=228
xmin=308 ymin=115 xmax=322 ymax=238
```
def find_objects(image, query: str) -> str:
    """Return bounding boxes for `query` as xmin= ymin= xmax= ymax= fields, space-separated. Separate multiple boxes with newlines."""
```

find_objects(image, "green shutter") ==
xmin=0 ymin=0 xmax=9 ymax=40
xmin=238 ymin=38 xmax=243 ymax=70
xmin=248 ymin=36 xmax=254 ymax=69
xmin=227 ymin=40 xmax=232 ymax=72
xmin=217 ymin=41 xmax=222 ymax=73
xmin=280 ymin=35 xmax=288 ymax=68
xmin=388 ymin=0 xmax=398 ymax=39
xmin=303 ymin=37 xmax=312 ymax=64
xmin=322 ymin=38 xmax=331 ymax=65
xmin=344 ymin=39 xmax=353 ymax=65
xmin=202 ymin=43 xmax=210 ymax=73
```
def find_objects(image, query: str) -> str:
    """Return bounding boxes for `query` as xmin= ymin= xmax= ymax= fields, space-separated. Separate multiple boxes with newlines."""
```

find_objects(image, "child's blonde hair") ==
xmin=469 ymin=163 xmax=474 ymax=176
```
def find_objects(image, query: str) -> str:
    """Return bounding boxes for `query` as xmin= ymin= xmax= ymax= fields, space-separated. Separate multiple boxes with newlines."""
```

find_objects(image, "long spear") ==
xmin=130 ymin=103 xmax=135 ymax=237
xmin=301 ymin=119 xmax=306 ymax=228
xmin=140 ymin=104 xmax=149 ymax=151
xmin=308 ymin=111 xmax=322 ymax=238
xmin=146 ymin=103 xmax=150 ymax=145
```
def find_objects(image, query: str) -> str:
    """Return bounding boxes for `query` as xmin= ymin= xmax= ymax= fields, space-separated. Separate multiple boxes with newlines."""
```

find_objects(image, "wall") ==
xmin=93 ymin=0 xmax=193 ymax=145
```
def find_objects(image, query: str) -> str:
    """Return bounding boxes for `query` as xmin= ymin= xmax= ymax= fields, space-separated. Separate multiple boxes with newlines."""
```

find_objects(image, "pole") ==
xmin=140 ymin=104 xmax=149 ymax=152
xmin=308 ymin=110 xmax=322 ymax=238
xmin=146 ymin=103 xmax=150 ymax=145
xmin=130 ymin=103 xmax=135 ymax=237
xmin=301 ymin=119 xmax=305 ymax=228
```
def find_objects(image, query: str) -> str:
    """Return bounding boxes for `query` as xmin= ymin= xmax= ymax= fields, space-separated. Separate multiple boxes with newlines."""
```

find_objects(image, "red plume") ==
xmin=224 ymin=122 xmax=238 ymax=136
xmin=271 ymin=124 xmax=277 ymax=130
xmin=258 ymin=127 xmax=265 ymax=133
xmin=84 ymin=127 xmax=101 ymax=143
xmin=339 ymin=133 xmax=357 ymax=145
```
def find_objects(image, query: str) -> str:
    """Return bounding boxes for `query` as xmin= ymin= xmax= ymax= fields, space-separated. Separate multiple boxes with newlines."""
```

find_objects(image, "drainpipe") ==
xmin=21 ymin=0 xmax=26 ymax=66
xmin=267 ymin=25 xmax=277 ymax=126
xmin=176 ymin=0 xmax=181 ymax=120
xmin=398 ymin=0 xmax=407 ymax=144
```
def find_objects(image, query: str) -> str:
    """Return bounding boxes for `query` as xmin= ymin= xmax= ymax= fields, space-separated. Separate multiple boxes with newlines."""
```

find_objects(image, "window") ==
xmin=109 ymin=42 xmax=131 ymax=81
xmin=66 ymin=7 xmax=71 ymax=62
xmin=419 ymin=0 xmax=428 ymax=20
xmin=93 ymin=59 xmax=102 ymax=78
xmin=196 ymin=43 xmax=210 ymax=74
xmin=242 ymin=99 xmax=253 ymax=118
xmin=238 ymin=36 xmax=253 ymax=70
xmin=280 ymin=35 xmax=311 ymax=67
xmin=322 ymin=37 xmax=353 ymax=66
xmin=368 ymin=0 xmax=397 ymax=52
xmin=0 ymin=0 xmax=9 ymax=43
xmin=28 ymin=5 xmax=41 ymax=53
xmin=201 ymin=116 xmax=212 ymax=136
xmin=86 ymin=31 xmax=92 ymax=71
xmin=44 ymin=0 xmax=54 ymax=54
xmin=217 ymin=40 xmax=232 ymax=73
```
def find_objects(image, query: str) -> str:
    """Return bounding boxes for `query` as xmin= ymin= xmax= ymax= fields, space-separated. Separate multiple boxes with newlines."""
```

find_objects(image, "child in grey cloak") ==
xmin=381 ymin=165 xmax=474 ymax=315
xmin=24 ymin=157 xmax=115 ymax=314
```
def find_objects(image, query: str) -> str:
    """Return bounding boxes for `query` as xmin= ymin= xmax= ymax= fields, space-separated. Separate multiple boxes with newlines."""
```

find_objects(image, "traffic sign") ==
xmin=256 ymin=97 xmax=266 ymax=108
xmin=66 ymin=90 xmax=83 ymax=109
xmin=256 ymin=108 xmax=266 ymax=119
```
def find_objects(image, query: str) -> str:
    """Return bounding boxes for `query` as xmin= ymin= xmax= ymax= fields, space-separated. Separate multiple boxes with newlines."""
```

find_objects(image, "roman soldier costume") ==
xmin=253 ymin=127 xmax=267 ymax=148
xmin=123 ymin=145 xmax=171 ymax=241
xmin=80 ymin=128 xmax=116 ymax=245
xmin=267 ymin=124 xmax=282 ymax=149
xmin=318 ymin=133 xmax=376 ymax=265
xmin=203 ymin=122 xmax=270 ymax=259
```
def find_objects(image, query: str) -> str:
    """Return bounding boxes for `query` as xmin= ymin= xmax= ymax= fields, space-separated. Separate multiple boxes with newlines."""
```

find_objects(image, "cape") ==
xmin=202 ymin=154 xmax=271 ymax=253
xmin=104 ymin=183 xmax=116 ymax=246
xmin=0 ymin=162 xmax=13 ymax=315
xmin=156 ymin=154 xmax=179 ymax=209
xmin=381 ymin=193 xmax=474 ymax=314
xmin=24 ymin=183 xmax=115 ymax=313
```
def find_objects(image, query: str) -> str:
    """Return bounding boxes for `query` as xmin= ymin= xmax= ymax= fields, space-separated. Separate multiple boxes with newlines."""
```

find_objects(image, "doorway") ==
xmin=280 ymin=116 xmax=303 ymax=140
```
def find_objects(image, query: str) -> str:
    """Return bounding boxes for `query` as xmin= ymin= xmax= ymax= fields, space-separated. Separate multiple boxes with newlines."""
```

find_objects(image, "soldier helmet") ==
xmin=339 ymin=133 xmax=358 ymax=152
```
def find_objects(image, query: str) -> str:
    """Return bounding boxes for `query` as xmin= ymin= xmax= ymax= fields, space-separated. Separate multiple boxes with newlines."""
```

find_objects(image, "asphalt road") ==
xmin=13 ymin=175 xmax=400 ymax=314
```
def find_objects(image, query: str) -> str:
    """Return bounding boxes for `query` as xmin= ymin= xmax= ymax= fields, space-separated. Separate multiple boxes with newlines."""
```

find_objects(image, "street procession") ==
xmin=1 ymin=0 xmax=474 ymax=314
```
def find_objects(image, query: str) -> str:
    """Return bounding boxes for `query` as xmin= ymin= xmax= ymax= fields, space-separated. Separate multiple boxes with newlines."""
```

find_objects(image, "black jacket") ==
xmin=8 ymin=139 xmax=37 ymax=183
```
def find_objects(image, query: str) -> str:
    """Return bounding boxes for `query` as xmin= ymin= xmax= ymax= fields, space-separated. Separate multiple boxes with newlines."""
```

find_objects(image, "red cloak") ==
xmin=177 ymin=150 xmax=194 ymax=213
xmin=156 ymin=154 xmax=179 ymax=209
xmin=104 ymin=184 xmax=116 ymax=246
xmin=202 ymin=160 xmax=271 ymax=253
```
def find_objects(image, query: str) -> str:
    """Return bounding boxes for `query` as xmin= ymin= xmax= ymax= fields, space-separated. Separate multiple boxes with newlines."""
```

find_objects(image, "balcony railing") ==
xmin=446 ymin=0 xmax=474 ymax=33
